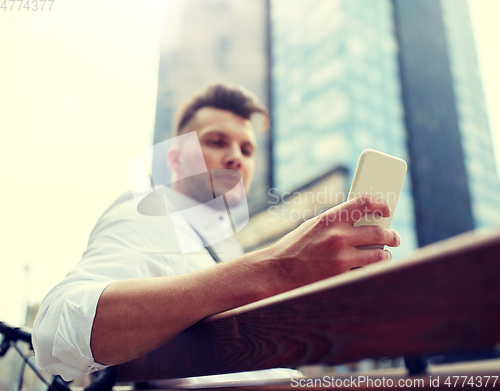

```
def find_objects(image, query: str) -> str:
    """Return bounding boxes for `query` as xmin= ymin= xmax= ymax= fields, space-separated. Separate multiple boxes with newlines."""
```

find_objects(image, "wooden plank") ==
xmin=115 ymin=229 xmax=500 ymax=382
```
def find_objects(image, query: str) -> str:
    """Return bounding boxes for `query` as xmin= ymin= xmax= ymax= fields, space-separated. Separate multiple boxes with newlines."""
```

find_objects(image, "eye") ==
xmin=242 ymin=146 xmax=254 ymax=157
xmin=206 ymin=139 xmax=224 ymax=147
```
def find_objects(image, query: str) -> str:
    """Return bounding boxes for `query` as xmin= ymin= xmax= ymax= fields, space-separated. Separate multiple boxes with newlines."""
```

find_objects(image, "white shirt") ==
xmin=32 ymin=187 xmax=244 ymax=381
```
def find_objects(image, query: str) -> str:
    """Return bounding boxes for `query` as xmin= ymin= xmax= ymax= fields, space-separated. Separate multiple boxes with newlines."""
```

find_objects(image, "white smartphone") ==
xmin=347 ymin=149 xmax=407 ymax=250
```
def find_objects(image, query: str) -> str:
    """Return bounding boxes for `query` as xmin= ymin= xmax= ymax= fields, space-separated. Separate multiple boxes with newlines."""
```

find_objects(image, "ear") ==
xmin=167 ymin=145 xmax=180 ymax=175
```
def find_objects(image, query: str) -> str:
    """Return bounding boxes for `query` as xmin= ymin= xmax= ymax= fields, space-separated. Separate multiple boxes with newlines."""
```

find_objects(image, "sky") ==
xmin=468 ymin=0 xmax=500 ymax=168
xmin=1 ymin=0 xmax=500 ymax=326
xmin=0 ymin=0 xmax=164 ymax=325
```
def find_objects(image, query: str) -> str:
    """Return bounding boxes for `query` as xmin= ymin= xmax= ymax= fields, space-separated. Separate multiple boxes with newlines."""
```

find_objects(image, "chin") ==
xmin=224 ymin=193 xmax=246 ymax=208
xmin=213 ymin=177 xmax=247 ymax=202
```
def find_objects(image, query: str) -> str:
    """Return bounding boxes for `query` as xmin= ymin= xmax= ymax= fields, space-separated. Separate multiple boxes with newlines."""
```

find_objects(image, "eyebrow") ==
xmin=203 ymin=131 xmax=229 ymax=140
xmin=241 ymin=140 xmax=255 ymax=150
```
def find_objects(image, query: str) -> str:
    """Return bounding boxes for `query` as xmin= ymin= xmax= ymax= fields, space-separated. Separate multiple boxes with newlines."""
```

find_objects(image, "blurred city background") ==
xmin=1 ymin=0 xmax=500 ymax=384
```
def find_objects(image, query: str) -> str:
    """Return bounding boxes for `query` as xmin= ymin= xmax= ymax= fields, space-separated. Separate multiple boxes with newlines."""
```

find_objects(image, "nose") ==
xmin=223 ymin=143 xmax=242 ymax=170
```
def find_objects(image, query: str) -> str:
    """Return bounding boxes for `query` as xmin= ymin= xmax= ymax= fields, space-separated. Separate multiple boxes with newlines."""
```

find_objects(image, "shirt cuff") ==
xmin=52 ymin=281 xmax=112 ymax=380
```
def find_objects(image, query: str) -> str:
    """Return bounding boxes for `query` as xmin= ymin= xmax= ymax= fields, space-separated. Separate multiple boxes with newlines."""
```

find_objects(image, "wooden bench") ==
xmin=114 ymin=229 xmax=500 ymax=388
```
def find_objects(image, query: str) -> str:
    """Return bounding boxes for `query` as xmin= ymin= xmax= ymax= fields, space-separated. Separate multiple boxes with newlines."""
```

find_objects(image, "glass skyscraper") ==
xmin=270 ymin=0 xmax=418 ymax=258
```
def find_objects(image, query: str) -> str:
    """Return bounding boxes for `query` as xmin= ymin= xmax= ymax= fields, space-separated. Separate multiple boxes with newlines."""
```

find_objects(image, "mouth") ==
xmin=211 ymin=170 xmax=243 ymax=196
xmin=216 ymin=175 xmax=240 ymax=183
xmin=212 ymin=170 xmax=241 ymax=184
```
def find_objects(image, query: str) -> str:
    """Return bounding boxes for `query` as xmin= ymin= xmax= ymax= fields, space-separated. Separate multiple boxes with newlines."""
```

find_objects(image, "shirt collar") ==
xmin=161 ymin=186 xmax=232 ymax=238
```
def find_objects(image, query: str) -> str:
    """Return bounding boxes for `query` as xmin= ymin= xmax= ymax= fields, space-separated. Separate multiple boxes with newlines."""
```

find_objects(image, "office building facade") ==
xmin=270 ymin=0 xmax=417 ymax=258
xmin=269 ymin=0 xmax=499 ymax=255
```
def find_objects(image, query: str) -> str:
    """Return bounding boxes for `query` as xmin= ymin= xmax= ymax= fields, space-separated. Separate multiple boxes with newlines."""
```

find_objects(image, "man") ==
xmin=33 ymin=83 xmax=400 ymax=381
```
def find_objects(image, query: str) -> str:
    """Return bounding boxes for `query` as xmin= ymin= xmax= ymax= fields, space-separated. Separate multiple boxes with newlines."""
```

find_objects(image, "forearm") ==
xmin=90 ymin=246 xmax=288 ymax=366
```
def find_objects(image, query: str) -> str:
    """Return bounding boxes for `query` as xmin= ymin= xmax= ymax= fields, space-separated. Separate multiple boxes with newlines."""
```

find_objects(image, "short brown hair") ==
xmin=174 ymin=82 xmax=269 ymax=136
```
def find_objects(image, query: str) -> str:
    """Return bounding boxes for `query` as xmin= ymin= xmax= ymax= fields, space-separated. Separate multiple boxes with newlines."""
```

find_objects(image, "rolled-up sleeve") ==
xmin=33 ymin=282 xmax=111 ymax=380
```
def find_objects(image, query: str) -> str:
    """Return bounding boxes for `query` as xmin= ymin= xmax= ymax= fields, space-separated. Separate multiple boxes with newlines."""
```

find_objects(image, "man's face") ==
xmin=170 ymin=107 xmax=257 ymax=206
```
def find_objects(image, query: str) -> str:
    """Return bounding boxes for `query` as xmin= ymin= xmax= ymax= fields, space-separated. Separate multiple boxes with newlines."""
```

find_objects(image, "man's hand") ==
xmin=267 ymin=196 xmax=401 ymax=289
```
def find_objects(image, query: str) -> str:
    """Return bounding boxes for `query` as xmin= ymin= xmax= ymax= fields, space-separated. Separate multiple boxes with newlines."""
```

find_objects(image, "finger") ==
xmin=320 ymin=196 xmax=392 ymax=226
xmin=348 ymin=247 xmax=393 ymax=268
xmin=351 ymin=226 xmax=401 ymax=248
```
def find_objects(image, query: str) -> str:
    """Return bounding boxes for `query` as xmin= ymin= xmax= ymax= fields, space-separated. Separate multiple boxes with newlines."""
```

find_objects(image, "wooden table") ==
xmin=114 ymin=229 xmax=500 ymax=385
